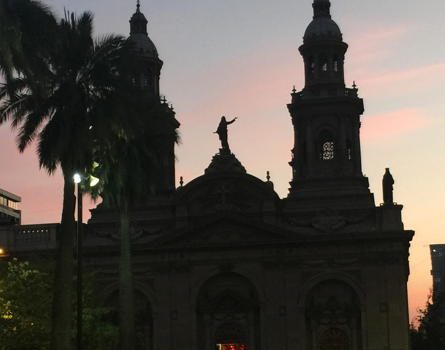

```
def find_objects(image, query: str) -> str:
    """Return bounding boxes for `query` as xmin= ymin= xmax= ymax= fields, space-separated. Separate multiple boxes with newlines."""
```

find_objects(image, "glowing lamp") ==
xmin=73 ymin=173 xmax=81 ymax=184
xmin=89 ymin=175 xmax=100 ymax=187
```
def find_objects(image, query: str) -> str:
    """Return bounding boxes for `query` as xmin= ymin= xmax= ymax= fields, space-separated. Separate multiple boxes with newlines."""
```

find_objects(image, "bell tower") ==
xmin=288 ymin=0 xmax=371 ymax=206
xmin=129 ymin=1 xmax=180 ymax=195
xmin=128 ymin=0 xmax=163 ymax=98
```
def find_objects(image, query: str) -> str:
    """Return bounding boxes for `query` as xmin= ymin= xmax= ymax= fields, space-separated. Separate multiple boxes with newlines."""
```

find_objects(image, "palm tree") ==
xmin=0 ymin=0 xmax=57 ymax=85
xmin=88 ymin=98 xmax=177 ymax=350
xmin=0 ymin=10 xmax=130 ymax=350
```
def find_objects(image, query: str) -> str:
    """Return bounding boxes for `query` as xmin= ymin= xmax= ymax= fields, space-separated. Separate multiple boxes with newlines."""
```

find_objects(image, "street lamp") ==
xmin=73 ymin=172 xmax=83 ymax=350
xmin=73 ymin=171 xmax=99 ymax=350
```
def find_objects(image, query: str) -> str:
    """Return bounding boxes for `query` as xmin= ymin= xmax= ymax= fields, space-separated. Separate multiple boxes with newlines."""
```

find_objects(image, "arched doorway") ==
xmin=105 ymin=289 xmax=153 ymax=350
xmin=305 ymin=280 xmax=362 ymax=350
xmin=197 ymin=273 xmax=260 ymax=350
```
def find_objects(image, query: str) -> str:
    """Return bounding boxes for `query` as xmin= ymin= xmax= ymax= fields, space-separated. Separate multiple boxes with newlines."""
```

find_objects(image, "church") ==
xmin=1 ymin=0 xmax=414 ymax=349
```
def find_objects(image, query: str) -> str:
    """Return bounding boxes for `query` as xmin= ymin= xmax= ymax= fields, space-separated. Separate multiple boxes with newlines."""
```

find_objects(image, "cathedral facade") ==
xmin=2 ymin=1 xmax=414 ymax=349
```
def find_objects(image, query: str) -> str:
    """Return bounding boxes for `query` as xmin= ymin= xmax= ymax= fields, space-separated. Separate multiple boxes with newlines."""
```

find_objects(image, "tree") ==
xmin=0 ymin=2 xmax=174 ymax=348
xmin=0 ymin=9 xmax=130 ymax=349
xmin=410 ymin=294 xmax=445 ymax=350
xmin=0 ymin=259 xmax=51 ymax=350
xmin=88 ymin=98 xmax=177 ymax=349
xmin=0 ymin=258 xmax=118 ymax=350
xmin=0 ymin=0 xmax=57 ymax=82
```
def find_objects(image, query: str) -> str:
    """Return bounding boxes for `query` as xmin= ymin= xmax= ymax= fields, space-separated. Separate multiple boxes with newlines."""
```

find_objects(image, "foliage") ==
xmin=410 ymin=294 xmax=445 ymax=350
xmin=0 ymin=259 xmax=51 ymax=350
xmin=0 ymin=259 xmax=118 ymax=350
xmin=87 ymin=100 xmax=174 ymax=203
xmin=0 ymin=11 xmax=128 ymax=174
xmin=0 ymin=0 xmax=57 ymax=82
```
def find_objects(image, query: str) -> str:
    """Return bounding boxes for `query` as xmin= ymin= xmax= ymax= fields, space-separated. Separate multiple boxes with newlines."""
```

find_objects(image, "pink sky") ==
xmin=2 ymin=0 xmax=445 ymax=323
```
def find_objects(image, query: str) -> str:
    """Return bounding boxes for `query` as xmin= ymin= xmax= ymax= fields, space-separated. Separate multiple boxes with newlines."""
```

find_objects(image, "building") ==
xmin=0 ymin=187 xmax=21 ymax=256
xmin=0 ymin=187 xmax=21 ymax=225
xmin=3 ymin=1 xmax=414 ymax=349
xmin=431 ymin=244 xmax=445 ymax=304
xmin=430 ymin=244 xmax=445 ymax=342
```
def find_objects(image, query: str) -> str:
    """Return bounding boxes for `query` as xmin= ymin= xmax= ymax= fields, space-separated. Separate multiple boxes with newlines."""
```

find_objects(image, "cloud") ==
xmin=345 ymin=25 xmax=445 ymax=99
xmin=347 ymin=25 xmax=408 ymax=66
xmin=345 ymin=24 xmax=445 ymax=97
xmin=361 ymin=62 xmax=445 ymax=94
xmin=361 ymin=108 xmax=432 ymax=143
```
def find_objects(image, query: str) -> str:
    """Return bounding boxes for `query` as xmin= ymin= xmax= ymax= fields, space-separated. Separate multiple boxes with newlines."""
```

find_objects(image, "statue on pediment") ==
xmin=215 ymin=116 xmax=238 ymax=153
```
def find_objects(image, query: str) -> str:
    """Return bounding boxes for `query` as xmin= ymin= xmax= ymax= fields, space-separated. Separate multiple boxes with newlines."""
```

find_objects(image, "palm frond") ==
xmin=17 ymin=105 xmax=51 ymax=152
xmin=0 ymin=91 xmax=33 ymax=127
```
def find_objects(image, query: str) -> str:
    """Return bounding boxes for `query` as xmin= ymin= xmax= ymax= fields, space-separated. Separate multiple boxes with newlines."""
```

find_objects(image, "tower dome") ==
xmin=303 ymin=0 xmax=342 ymax=43
xmin=129 ymin=1 xmax=159 ymax=58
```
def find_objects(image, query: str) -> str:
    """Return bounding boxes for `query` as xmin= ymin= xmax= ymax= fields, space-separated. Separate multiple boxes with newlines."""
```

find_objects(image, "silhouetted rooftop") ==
xmin=304 ymin=0 xmax=343 ymax=43
xmin=129 ymin=3 xmax=159 ymax=58
xmin=304 ymin=17 xmax=342 ymax=42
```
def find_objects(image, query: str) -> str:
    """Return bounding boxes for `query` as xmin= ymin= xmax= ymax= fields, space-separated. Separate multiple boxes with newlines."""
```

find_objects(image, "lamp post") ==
xmin=73 ymin=172 xmax=99 ymax=350
xmin=73 ymin=173 xmax=83 ymax=350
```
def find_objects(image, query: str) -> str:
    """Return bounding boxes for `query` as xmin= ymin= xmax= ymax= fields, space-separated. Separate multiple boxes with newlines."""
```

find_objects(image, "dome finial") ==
xmin=130 ymin=0 xmax=148 ymax=35
xmin=313 ymin=0 xmax=331 ymax=19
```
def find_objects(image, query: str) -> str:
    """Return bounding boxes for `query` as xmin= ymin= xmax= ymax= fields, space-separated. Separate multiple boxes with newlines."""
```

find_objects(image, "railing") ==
xmin=344 ymin=87 xmax=358 ymax=97
xmin=291 ymin=87 xmax=359 ymax=102
xmin=8 ymin=223 xmax=59 ymax=252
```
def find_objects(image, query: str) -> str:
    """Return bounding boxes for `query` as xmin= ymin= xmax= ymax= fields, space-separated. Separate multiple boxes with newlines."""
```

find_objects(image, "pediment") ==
xmin=149 ymin=215 xmax=294 ymax=249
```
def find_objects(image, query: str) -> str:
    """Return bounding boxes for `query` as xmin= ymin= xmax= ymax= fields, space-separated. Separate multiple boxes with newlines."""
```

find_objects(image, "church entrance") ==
xmin=319 ymin=327 xmax=350 ymax=350
xmin=215 ymin=321 xmax=249 ymax=350
xmin=216 ymin=344 xmax=248 ymax=350
xmin=197 ymin=273 xmax=260 ymax=350
xmin=105 ymin=290 xmax=153 ymax=350
xmin=305 ymin=281 xmax=362 ymax=350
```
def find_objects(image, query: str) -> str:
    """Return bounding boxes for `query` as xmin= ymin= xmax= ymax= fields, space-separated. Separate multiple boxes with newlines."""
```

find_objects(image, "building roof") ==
xmin=129 ymin=2 xmax=159 ymax=58
xmin=304 ymin=0 xmax=343 ymax=43
xmin=0 ymin=188 xmax=21 ymax=202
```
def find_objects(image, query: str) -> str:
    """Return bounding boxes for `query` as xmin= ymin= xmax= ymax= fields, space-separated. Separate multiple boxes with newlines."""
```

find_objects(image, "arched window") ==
xmin=333 ymin=57 xmax=339 ymax=72
xmin=346 ymin=140 xmax=352 ymax=160
xmin=308 ymin=57 xmax=315 ymax=74
xmin=320 ymin=54 xmax=328 ymax=72
xmin=320 ymin=131 xmax=335 ymax=161
xmin=322 ymin=62 xmax=328 ymax=72
xmin=322 ymin=141 xmax=335 ymax=160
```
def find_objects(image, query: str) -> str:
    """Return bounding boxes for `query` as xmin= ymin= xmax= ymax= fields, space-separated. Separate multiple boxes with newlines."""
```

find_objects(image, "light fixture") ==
xmin=89 ymin=175 xmax=100 ymax=187
xmin=73 ymin=173 xmax=81 ymax=184
xmin=0 ymin=248 xmax=5 ymax=255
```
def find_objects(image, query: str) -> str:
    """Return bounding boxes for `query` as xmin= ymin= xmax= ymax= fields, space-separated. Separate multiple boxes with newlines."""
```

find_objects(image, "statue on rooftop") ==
xmin=383 ymin=168 xmax=395 ymax=205
xmin=215 ymin=116 xmax=237 ymax=153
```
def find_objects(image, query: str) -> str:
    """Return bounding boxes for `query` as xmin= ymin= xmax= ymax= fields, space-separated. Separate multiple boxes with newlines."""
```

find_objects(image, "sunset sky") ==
xmin=1 ymin=0 xmax=444 ymax=322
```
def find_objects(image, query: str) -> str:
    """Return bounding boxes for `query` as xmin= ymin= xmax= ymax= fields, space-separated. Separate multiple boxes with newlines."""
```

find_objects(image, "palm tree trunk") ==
xmin=119 ymin=198 xmax=136 ymax=350
xmin=50 ymin=168 xmax=75 ymax=350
